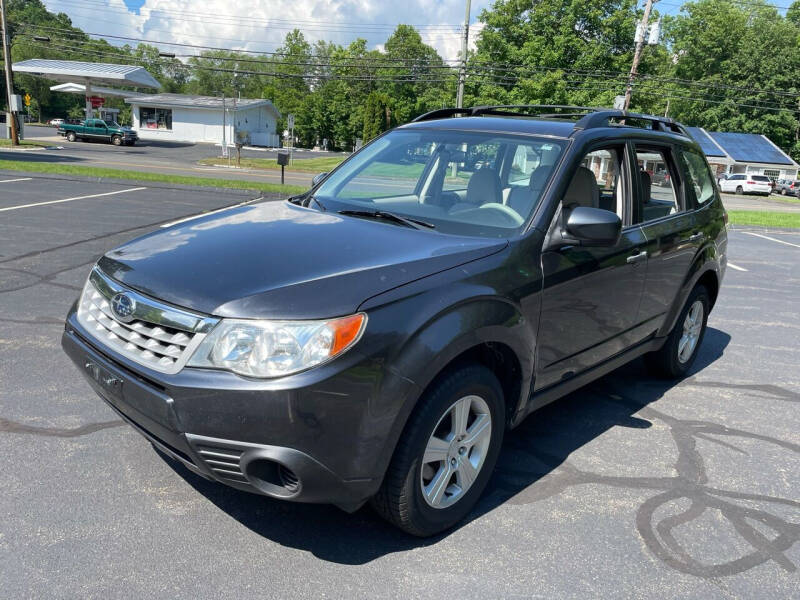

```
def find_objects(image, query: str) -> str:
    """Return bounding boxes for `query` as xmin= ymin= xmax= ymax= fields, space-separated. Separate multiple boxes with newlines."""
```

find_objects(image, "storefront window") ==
xmin=140 ymin=107 xmax=172 ymax=130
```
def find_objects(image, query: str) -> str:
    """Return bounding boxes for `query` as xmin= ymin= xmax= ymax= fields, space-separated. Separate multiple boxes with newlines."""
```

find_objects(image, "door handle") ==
xmin=688 ymin=232 xmax=705 ymax=243
xmin=627 ymin=251 xmax=648 ymax=265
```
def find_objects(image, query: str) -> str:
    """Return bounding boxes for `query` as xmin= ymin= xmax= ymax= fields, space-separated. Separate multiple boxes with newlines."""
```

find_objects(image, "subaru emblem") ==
xmin=111 ymin=292 xmax=136 ymax=322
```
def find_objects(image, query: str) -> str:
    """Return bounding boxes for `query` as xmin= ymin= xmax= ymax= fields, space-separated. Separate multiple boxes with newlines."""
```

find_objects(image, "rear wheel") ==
xmin=371 ymin=364 xmax=505 ymax=536
xmin=66 ymin=131 xmax=76 ymax=142
xmin=645 ymin=285 xmax=710 ymax=378
xmin=735 ymin=185 xmax=744 ymax=195
xmin=781 ymin=189 xmax=788 ymax=195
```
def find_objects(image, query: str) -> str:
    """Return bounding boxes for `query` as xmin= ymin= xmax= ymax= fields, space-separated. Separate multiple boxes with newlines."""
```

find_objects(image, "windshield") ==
xmin=106 ymin=121 xmax=121 ymax=128
xmin=314 ymin=129 xmax=565 ymax=238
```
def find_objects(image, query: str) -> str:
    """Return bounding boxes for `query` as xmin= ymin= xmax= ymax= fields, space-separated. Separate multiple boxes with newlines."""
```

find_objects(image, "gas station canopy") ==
xmin=48 ymin=82 xmax=147 ymax=99
xmin=12 ymin=59 xmax=161 ymax=89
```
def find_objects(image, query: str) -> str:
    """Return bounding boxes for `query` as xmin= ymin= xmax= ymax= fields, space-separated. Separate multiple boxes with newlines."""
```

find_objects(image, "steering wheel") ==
xmin=477 ymin=202 xmax=525 ymax=226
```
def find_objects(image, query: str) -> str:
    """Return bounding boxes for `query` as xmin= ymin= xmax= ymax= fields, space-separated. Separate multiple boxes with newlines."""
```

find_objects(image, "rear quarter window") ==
xmin=680 ymin=149 xmax=716 ymax=206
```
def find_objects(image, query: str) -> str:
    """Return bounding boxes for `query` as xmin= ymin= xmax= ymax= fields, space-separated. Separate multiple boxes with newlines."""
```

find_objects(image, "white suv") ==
xmin=718 ymin=174 xmax=772 ymax=196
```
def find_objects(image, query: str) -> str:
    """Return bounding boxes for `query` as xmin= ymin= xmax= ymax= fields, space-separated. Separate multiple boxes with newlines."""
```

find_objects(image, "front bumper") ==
xmin=62 ymin=309 xmax=416 ymax=509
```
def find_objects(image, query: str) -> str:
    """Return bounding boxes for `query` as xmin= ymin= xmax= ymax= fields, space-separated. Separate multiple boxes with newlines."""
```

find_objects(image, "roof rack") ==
xmin=411 ymin=104 xmax=689 ymax=137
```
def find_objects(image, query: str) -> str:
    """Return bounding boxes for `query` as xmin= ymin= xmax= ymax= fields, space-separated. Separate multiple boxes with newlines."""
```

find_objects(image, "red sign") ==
xmin=88 ymin=96 xmax=105 ymax=108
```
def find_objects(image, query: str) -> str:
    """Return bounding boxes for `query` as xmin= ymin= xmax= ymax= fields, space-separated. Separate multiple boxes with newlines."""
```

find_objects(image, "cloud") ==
xmin=44 ymin=0 xmax=491 ymax=60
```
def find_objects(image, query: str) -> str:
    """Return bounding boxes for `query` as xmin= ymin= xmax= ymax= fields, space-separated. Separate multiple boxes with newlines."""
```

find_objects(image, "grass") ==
xmin=198 ymin=155 xmax=345 ymax=173
xmin=727 ymin=210 xmax=800 ymax=228
xmin=0 ymin=159 xmax=308 ymax=195
xmin=0 ymin=139 xmax=48 ymax=148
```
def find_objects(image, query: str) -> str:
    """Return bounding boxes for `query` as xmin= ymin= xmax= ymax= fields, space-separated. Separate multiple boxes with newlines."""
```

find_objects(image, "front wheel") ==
xmin=111 ymin=135 xmax=122 ymax=146
xmin=645 ymin=285 xmax=710 ymax=378
xmin=66 ymin=131 xmax=76 ymax=142
xmin=371 ymin=364 xmax=505 ymax=536
xmin=781 ymin=189 xmax=788 ymax=196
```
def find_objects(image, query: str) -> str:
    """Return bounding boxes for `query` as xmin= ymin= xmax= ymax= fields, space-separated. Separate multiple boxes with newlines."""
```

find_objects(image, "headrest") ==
xmin=466 ymin=167 xmax=502 ymax=206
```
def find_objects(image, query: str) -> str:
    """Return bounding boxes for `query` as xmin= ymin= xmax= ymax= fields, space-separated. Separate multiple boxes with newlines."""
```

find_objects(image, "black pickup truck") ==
xmin=58 ymin=118 xmax=138 ymax=146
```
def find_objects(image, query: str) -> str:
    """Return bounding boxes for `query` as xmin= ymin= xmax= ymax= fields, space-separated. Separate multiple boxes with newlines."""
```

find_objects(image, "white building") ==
xmin=125 ymin=94 xmax=281 ymax=147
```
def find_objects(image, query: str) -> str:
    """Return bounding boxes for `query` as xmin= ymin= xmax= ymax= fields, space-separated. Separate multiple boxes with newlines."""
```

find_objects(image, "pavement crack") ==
xmin=0 ymin=417 xmax=124 ymax=438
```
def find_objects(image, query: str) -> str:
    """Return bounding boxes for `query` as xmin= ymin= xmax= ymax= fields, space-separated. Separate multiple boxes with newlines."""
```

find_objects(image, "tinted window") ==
xmin=634 ymin=147 xmax=680 ymax=223
xmin=681 ymin=149 xmax=715 ymax=205
xmin=752 ymin=175 xmax=770 ymax=182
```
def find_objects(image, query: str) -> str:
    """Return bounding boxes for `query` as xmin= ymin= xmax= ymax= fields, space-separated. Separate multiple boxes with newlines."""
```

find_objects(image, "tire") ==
xmin=645 ymin=285 xmax=710 ymax=379
xmin=371 ymin=364 xmax=505 ymax=536
xmin=111 ymin=135 xmax=122 ymax=146
xmin=66 ymin=131 xmax=76 ymax=142
xmin=781 ymin=189 xmax=787 ymax=195
xmin=735 ymin=186 xmax=743 ymax=195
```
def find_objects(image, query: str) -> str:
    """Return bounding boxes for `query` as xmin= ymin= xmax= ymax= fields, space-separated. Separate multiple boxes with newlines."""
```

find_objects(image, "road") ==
xmin=0 ymin=173 xmax=798 ymax=598
xmin=4 ymin=124 xmax=348 ymax=187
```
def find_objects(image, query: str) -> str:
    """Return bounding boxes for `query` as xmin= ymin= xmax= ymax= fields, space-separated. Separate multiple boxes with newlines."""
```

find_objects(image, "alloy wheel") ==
xmin=678 ymin=300 xmax=704 ymax=363
xmin=420 ymin=395 xmax=492 ymax=509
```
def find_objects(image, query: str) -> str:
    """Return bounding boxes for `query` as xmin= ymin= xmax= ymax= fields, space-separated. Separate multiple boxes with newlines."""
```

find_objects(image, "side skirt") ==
xmin=512 ymin=336 xmax=666 ymax=426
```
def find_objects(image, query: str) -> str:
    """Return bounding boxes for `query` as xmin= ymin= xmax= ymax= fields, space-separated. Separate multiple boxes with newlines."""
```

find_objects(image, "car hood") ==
xmin=98 ymin=200 xmax=507 ymax=319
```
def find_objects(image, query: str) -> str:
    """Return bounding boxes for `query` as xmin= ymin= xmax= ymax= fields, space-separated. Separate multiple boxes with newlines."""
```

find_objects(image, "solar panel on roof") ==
xmin=686 ymin=127 xmax=727 ymax=157
xmin=709 ymin=132 xmax=792 ymax=165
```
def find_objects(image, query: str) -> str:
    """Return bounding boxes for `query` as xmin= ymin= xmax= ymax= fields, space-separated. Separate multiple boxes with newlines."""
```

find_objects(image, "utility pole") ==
xmin=456 ymin=0 xmax=472 ymax=109
xmin=1 ymin=0 xmax=19 ymax=146
xmin=623 ymin=0 xmax=655 ymax=112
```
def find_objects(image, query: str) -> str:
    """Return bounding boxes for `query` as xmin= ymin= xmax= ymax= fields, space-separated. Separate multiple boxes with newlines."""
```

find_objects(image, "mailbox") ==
xmin=277 ymin=151 xmax=290 ymax=166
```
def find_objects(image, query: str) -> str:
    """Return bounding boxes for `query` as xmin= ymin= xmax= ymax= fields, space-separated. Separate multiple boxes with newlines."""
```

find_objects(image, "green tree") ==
xmin=362 ymin=91 xmax=394 ymax=141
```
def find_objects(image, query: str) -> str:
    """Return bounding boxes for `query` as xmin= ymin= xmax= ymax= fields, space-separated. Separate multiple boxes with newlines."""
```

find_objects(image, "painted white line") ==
xmin=160 ymin=198 xmax=259 ymax=228
xmin=0 ymin=177 xmax=33 ymax=183
xmin=727 ymin=262 xmax=748 ymax=272
xmin=0 ymin=187 xmax=147 ymax=212
xmin=742 ymin=231 xmax=800 ymax=249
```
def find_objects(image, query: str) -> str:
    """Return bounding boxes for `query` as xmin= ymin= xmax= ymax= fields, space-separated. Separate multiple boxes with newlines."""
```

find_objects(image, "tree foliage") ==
xmin=3 ymin=0 xmax=800 ymax=158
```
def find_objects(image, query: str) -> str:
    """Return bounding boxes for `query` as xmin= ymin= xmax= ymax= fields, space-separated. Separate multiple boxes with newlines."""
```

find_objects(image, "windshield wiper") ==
xmin=338 ymin=209 xmax=435 ymax=230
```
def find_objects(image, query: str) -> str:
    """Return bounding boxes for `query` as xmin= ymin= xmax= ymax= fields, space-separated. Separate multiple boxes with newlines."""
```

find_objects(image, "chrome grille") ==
xmin=77 ymin=267 xmax=218 ymax=374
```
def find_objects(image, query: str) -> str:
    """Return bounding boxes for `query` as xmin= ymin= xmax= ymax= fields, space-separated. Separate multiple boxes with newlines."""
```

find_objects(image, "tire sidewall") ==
xmin=665 ymin=286 xmax=710 ymax=376
xmin=67 ymin=132 xmax=76 ymax=142
xmin=112 ymin=135 xmax=122 ymax=146
xmin=402 ymin=366 xmax=505 ymax=534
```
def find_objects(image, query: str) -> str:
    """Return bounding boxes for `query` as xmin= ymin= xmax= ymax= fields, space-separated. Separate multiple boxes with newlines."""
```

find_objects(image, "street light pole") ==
xmin=1 ymin=0 xmax=19 ymax=146
xmin=456 ymin=0 xmax=472 ymax=109
xmin=623 ymin=0 xmax=655 ymax=111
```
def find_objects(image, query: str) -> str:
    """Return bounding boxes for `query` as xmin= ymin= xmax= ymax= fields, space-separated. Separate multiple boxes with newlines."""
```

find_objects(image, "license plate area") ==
xmin=84 ymin=360 xmax=124 ymax=400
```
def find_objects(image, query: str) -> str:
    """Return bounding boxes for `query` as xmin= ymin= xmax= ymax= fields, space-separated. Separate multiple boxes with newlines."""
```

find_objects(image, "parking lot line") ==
xmin=0 ymin=187 xmax=147 ymax=213
xmin=0 ymin=177 xmax=33 ymax=183
xmin=727 ymin=262 xmax=748 ymax=272
xmin=742 ymin=231 xmax=800 ymax=249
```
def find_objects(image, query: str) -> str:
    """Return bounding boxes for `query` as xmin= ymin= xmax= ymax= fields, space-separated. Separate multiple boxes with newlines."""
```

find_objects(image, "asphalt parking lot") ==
xmin=1 ymin=173 xmax=798 ymax=598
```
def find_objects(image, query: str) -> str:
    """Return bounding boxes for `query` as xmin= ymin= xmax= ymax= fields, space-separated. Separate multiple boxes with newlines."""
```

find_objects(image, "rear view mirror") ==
xmin=564 ymin=206 xmax=622 ymax=247
xmin=312 ymin=172 xmax=328 ymax=187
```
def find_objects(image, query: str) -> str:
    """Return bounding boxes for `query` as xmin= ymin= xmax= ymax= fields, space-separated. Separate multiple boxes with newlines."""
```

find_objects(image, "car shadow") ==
xmin=157 ymin=327 xmax=733 ymax=565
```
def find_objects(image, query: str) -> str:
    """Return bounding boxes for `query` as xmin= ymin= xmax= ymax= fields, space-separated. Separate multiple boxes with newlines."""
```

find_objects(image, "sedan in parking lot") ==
xmin=718 ymin=174 xmax=772 ymax=196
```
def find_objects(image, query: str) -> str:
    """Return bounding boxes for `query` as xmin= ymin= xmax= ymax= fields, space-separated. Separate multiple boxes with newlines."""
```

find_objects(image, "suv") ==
xmin=718 ymin=173 xmax=772 ymax=196
xmin=774 ymin=178 xmax=800 ymax=197
xmin=62 ymin=106 xmax=728 ymax=536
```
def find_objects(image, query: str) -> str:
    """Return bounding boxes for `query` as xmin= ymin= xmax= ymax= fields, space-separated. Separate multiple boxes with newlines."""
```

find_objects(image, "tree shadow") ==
xmin=156 ymin=327 xmax=763 ymax=568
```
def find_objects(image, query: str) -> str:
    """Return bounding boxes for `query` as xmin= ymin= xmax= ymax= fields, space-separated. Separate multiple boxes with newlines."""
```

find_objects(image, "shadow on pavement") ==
xmin=155 ymin=326 xmax=800 ymax=575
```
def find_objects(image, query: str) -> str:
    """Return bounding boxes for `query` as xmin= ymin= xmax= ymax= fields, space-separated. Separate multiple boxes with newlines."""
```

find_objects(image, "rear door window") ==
xmin=633 ymin=147 xmax=681 ymax=223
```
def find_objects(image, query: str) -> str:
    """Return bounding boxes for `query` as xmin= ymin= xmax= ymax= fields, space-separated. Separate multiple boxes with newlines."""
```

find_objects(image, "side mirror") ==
xmin=563 ymin=206 xmax=622 ymax=247
xmin=312 ymin=172 xmax=328 ymax=187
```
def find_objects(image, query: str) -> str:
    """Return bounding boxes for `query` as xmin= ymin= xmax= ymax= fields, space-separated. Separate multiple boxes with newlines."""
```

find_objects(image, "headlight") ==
xmin=187 ymin=313 xmax=366 ymax=378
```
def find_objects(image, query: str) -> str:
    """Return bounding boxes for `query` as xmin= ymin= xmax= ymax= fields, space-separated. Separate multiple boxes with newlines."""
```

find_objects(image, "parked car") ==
xmin=773 ymin=178 xmax=800 ymax=197
xmin=57 ymin=118 xmax=138 ymax=146
xmin=62 ymin=106 xmax=727 ymax=536
xmin=48 ymin=118 xmax=64 ymax=127
xmin=718 ymin=173 xmax=771 ymax=196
